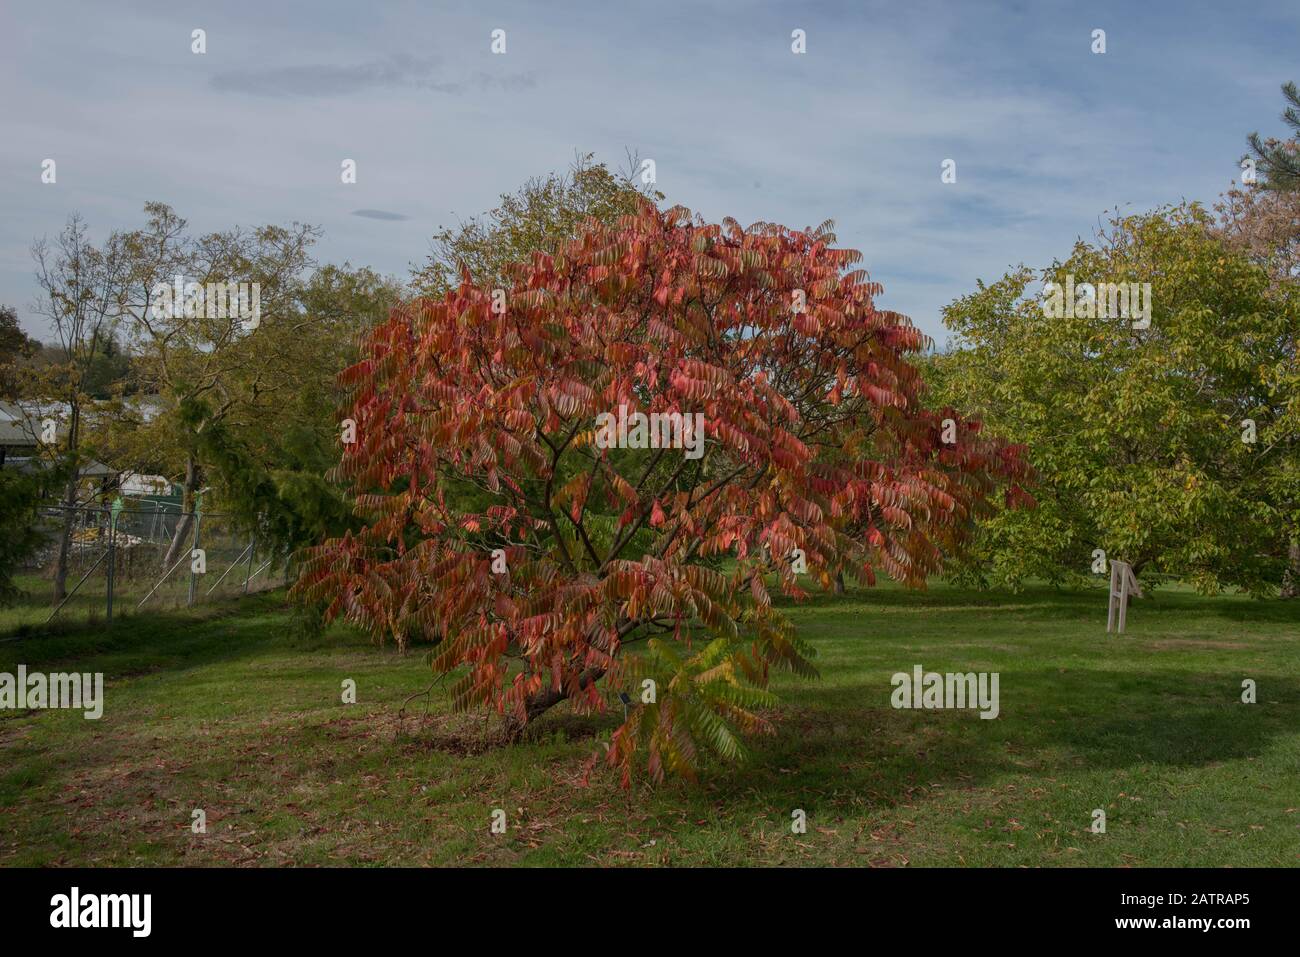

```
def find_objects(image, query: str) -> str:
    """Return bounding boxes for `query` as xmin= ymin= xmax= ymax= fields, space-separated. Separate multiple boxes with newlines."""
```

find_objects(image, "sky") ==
xmin=1 ymin=0 xmax=1297 ymax=346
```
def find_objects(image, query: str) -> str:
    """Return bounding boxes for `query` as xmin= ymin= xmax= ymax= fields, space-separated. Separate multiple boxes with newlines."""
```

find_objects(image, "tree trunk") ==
xmin=1283 ymin=535 xmax=1300 ymax=599
xmin=50 ymin=472 xmax=78 ymax=605
xmin=501 ymin=667 xmax=606 ymax=741
xmin=162 ymin=456 xmax=200 ymax=570
xmin=834 ymin=570 xmax=846 ymax=595
xmin=500 ymin=618 xmax=631 ymax=740
xmin=50 ymin=405 xmax=81 ymax=606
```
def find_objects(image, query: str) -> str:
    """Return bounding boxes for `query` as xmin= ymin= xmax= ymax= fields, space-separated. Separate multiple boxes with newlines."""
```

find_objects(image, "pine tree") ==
xmin=1249 ymin=82 xmax=1300 ymax=191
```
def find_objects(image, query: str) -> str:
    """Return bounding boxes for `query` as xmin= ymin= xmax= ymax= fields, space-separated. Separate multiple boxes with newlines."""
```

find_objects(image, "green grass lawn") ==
xmin=1 ymin=581 xmax=1297 ymax=867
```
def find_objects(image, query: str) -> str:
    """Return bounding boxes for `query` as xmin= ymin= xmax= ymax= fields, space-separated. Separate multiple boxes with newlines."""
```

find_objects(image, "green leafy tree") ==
xmin=931 ymin=204 xmax=1300 ymax=595
xmin=181 ymin=264 xmax=402 ymax=557
xmin=116 ymin=203 xmax=321 ymax=567
xmin=0 ymin=465 xmax=62 ymax=607
xmin=1217 ymin=169 xmax=1300 ymax=592
xmin=30 ymin=215 xmax=131 ymax=603
xmin=0 ymin=305 xmax=40 ymax=400
xmin=411 ymin=152 xmax=660 ymax=296
xmin=80 ymin=331 xmax=134 ymax=399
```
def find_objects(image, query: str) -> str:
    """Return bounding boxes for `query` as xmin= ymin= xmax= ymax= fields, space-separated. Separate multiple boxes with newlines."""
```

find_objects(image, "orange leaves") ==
xmin=607 ymin=470 xmax=638 ymax=507
xmin=864 ymin=383 xmax=903 ymax=408
xmin=770 ymin=444 xmax=802 ymax=471
xmin=880 ymin=505 xmax=912 ymax=529
xmin=295 ymin=198 xmax=1029 ymax=785
xmin=557 ymin=471 xmax=592 ymax=523
xmin=711 ymin=419 xmax=752 ymax=455
xmin=605 ymin=341 xmax=640 ymax=366
xmin=548 ymin=378 xmax=596 ymax=418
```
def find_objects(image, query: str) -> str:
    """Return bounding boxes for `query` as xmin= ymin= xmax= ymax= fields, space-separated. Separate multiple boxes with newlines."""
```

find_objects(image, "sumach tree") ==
xmin=295 ymin=203 xmax=1029 ymax=783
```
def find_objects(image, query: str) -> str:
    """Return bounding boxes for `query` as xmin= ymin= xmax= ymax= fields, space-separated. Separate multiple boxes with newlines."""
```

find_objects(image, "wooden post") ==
xmin=1107 ymin=560 xmax=1143 ymax=634
xmin=1118 ymin=571 xmax=1128 ymax=633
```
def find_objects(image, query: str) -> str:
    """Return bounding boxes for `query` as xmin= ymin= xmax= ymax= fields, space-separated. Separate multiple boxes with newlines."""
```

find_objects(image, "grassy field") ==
xmin=1 ymin=581 xmax=1297 ymax=867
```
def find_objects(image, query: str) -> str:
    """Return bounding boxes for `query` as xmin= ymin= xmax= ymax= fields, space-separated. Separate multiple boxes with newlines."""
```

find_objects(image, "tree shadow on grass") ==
xmin=694 ymin=665 xmax=1300 ymax=821
xmin=385 ymin=584 xmax=1296 ymax=815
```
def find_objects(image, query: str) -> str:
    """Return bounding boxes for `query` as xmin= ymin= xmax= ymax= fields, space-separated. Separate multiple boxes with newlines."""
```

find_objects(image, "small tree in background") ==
xmin=30 ymin=215 xmax=130 ymax=604
xmin=0 ymin=304 xmax=40 ymax=401
xmin=116 ymin=203 xmax=321 ymax=570
xmin=411 ymin=152 xmax=659 ymax=297
xmin=0 ymin=465 xmax=62 ymax=607
xmin=296 ymin=202 xmax=1028 ymax=783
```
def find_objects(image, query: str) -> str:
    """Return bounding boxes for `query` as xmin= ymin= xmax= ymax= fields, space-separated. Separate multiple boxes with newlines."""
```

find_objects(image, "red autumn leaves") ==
xmin=293 ymin=202 xmax=1030 ymax=782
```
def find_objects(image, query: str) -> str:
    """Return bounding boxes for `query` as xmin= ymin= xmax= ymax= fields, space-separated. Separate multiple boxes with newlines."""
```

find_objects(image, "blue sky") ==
xmin=2 ymin=0 xmax=1296 ymax=345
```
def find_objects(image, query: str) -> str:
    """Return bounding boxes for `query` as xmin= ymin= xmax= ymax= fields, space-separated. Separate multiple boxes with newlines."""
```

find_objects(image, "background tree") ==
xmin=182 ymin=262 xmax=403 ymax=558
xmin=0 ymin=466 xmax=62 ymax=607
xmin=1224 ymin=97 xmax=1300 ymax=590
xmin=1 ymin=304 xmax=62 ymax=606
xmin=411 ymin=152 xmax=659 ymax=296
xmin=1217 ymin=182 xmax=1300 ymax=284
xmin=931 ymin=204 xmax=1299 ymax=595
xmin=78 ymin=332 xmax=134 ymax=400
xmin=116 ymin=203 xmax=321 ymax=567
xmin=0 ymin=304 xmax=40 ymax=400
xmin=30 ymin=215 xmax=130 ymax=603
xmin=1248 ymin=81 xmax=1300 ymax=192
xmin=295 ymin=203 xmax=1028 ymax=783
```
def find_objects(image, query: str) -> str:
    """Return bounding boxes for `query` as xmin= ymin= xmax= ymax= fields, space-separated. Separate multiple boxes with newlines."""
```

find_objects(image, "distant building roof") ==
xmin=0 ymin=416 xmax=40 ymax=447
xmin=0 ymin=401 xmax=70 ymax=448
xmin=4 ymin=455 xmax=116 ymax=478
xmin=119 ymin=472 xmax=173 ymax=496
xmin=80 ymin=460 xmax=117 ymax=478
